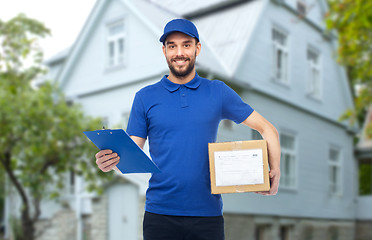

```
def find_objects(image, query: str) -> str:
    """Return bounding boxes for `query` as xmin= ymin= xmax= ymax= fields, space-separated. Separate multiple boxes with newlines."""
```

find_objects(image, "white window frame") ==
xmin=272 ymin=26 xmax=290 ymax=85
xmin=106 ymin=19 xmax=126 ymax=69
xmin=280 ymin=131 xmax=297 ymax=190
xmin=329 ymin=146 xmax=343 ymax=197
xmin=307 ymin=47 xmax=322 ymax=100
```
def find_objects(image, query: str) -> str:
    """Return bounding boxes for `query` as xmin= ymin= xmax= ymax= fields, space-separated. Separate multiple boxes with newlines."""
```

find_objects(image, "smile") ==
xmin=173 ymin=59 xmax=188 ymax=66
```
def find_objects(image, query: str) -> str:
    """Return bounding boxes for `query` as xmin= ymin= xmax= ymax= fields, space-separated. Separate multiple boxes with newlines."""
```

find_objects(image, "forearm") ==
xmin=260 ymin=124 xmax=280 ymax=172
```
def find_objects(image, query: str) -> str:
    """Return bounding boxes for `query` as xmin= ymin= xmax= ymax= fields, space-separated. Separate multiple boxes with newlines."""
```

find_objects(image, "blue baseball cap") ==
xmin=159 ymin=19 xmax=199 ymax=43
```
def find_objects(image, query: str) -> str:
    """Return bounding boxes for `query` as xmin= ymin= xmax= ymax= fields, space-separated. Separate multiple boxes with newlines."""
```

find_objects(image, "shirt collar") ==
xmin=161 ymin=72 xmax=201 ymax=92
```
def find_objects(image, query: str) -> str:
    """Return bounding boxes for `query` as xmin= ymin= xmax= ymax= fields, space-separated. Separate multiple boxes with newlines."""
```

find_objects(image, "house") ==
xmin=4 ymin=0 xmax=370 ymax=239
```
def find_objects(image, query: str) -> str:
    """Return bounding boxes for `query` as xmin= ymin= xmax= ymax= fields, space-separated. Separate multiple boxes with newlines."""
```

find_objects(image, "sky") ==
xmin=0 ymin=0 xmax=97 ymax=60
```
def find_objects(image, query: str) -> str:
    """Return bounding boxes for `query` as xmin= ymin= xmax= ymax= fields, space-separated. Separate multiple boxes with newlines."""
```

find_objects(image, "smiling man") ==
xmin=95 ymin=19 xmax=281 ymax=240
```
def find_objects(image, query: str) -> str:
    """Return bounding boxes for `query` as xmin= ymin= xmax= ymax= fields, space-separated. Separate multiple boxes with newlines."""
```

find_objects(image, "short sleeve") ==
xmin=219 ymin=81 xmax=254 ymax=124
xmin=126 ymin=92 xmax=148 ymax=138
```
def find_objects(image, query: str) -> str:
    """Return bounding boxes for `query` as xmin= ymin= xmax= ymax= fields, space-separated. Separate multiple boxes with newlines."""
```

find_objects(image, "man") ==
xmin=95 ymin=19 xmax=280 ymax=240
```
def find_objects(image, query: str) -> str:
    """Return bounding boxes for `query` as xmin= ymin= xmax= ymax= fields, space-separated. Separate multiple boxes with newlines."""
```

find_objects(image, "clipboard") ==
xmin=83 ymin=129 xmax=160 ymax=174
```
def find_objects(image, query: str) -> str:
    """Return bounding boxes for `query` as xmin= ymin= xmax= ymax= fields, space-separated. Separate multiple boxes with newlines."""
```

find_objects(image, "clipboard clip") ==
xmin=97 ymin=127 xmax=113 ymax=135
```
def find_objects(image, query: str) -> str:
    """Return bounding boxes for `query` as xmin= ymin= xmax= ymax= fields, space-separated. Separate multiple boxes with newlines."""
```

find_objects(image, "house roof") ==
xmin=146 ymin=0 xmax=231 ymax=17
xmin=43 ymin=47 xmax=71 ymax=66
xmin=192 ymin=0 xmax=266 ymax=75
xmin=134 ymin=0 xmax=266 ymax=76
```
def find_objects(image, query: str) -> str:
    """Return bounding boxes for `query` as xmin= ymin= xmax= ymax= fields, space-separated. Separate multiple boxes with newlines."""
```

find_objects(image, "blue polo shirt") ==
xmin=126 ymin=72 xmax=254 ymax=216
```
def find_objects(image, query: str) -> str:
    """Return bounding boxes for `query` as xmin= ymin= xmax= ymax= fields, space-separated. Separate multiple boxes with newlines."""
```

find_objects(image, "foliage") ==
xmin=326 ymin=0 xmax=372 ymax=196
xmin=0 ymin=14 xmax=114 ymax=240
xmin=0 ymin=167 xmax=4 ymax=222
xmin=359 ymin=163 xmax=372 ymax=195
xmin=325 ymin=0 xmax=372 ymax=132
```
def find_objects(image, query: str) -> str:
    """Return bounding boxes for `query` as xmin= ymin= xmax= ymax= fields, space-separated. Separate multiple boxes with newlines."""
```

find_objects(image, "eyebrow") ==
xmin=166 ymin=40 xmax=194 ymax=45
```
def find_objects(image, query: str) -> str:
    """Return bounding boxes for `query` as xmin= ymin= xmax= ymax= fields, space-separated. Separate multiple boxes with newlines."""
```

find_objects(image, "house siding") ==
xmin=235 ymin=1 xmax=353 ymax=123
xmin=62 ymin=0 xmax=167 ymax=98
xmin=220 ymin=90 xmax=356 ymax=220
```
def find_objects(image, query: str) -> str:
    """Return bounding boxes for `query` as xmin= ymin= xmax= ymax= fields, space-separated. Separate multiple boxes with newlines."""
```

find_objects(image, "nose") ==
xmin=176 ymin=46 xmax=184 ymax=57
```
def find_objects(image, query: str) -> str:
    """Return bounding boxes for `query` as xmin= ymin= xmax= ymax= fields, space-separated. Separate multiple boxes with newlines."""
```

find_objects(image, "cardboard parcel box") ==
xmin=208 ymin=140 xmax=270 ymax=194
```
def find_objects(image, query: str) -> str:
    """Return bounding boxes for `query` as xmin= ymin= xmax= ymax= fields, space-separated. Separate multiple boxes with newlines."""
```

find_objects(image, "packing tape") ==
xmin=232 ymin=141 xmax=243 ymax=150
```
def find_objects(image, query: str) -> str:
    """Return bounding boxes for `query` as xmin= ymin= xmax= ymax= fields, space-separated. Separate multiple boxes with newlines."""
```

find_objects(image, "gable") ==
xmin=57 ymin=0 xmax=232 ymax=97
xmin=59 ymin=0 xmax=169 ymax=97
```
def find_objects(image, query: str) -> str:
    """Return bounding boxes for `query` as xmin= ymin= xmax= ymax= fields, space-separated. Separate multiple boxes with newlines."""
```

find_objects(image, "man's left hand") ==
xmin=255 ymin=169 xmax=280 ymax=196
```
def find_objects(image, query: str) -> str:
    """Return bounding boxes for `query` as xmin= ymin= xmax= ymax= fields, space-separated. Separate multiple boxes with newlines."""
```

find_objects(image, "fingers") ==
xmin=95 ymin=150 xmax=120 ymax=172
xmin=255 ymin=171 xmax=280 ymax=196
xmin=255 ymin=191 xmax=270 ymax=195
xmin=95 ymin=149 xmax=113 ymax=159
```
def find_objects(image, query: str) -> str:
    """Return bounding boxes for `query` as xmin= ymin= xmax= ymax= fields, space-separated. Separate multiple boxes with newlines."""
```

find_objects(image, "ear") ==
xmin=195 ymin=42 xmax=201 ymax=57
xmin=162 ymin=44 xmax=166 ymax=57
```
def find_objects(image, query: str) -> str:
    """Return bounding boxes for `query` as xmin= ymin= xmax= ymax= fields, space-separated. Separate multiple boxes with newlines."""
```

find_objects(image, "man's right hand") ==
xmin=95 ymin=149 xmax=120 ymax=172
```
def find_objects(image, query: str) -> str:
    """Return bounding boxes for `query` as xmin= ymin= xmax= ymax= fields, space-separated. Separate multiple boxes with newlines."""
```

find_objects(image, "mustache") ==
xmin=172 ymin=57 xmax=190 ymax=61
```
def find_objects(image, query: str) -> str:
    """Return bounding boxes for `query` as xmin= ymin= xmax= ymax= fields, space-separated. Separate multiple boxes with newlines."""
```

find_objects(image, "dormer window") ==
xmin=272 ymin=27 xmax=289 ymax=84
xmin=307 ymin=48 xmax=321 ymax=99
xmin=106 ymin=20 xmax=125 ymax=68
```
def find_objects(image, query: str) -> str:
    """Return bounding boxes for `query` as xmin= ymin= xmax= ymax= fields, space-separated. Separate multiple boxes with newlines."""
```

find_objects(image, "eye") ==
xmin=184 ymin=44 xmax=190 ymax=48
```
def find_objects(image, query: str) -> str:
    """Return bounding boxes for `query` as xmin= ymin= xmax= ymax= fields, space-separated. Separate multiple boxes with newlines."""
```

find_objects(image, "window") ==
xmin=67 ymin=171 xmax=75 ymax=194
xmin=329 ymin=147 xmax=342 ymax=196
xmin=280 ymin=133 xmax=296 ymax=188
xmin=255 ymin=225 xmax=270 ymax=240
xmin=327 ymin=227 xmax=339 ymax=240
xmin=272 ymin=27 xmax=289 ymax=84
xmin=280 ymin=225 xmax=293 ymax=240
xmin=107 ymin=20 xmax=125 ymax=68
xmin=307 ymin=48 xmax=321 ymax=99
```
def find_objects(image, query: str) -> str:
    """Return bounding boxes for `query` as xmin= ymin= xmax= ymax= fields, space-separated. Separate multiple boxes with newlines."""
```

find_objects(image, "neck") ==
xmin=167 ymin=70 xmax=196 ymax=85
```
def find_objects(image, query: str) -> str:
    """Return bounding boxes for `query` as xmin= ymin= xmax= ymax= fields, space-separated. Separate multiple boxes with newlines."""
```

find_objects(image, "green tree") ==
xmin=0 ymin=14 xmax=113 ymax=240
xmin=325 ymin=0 xmax=372 ymax=135
xmin=325 ymin=0 xmax=372 ymax=196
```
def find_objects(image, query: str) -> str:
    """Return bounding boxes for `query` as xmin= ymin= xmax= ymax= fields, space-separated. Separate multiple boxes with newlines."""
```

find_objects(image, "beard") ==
xmin=166 ymin=52 xmax=196 ymax=78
